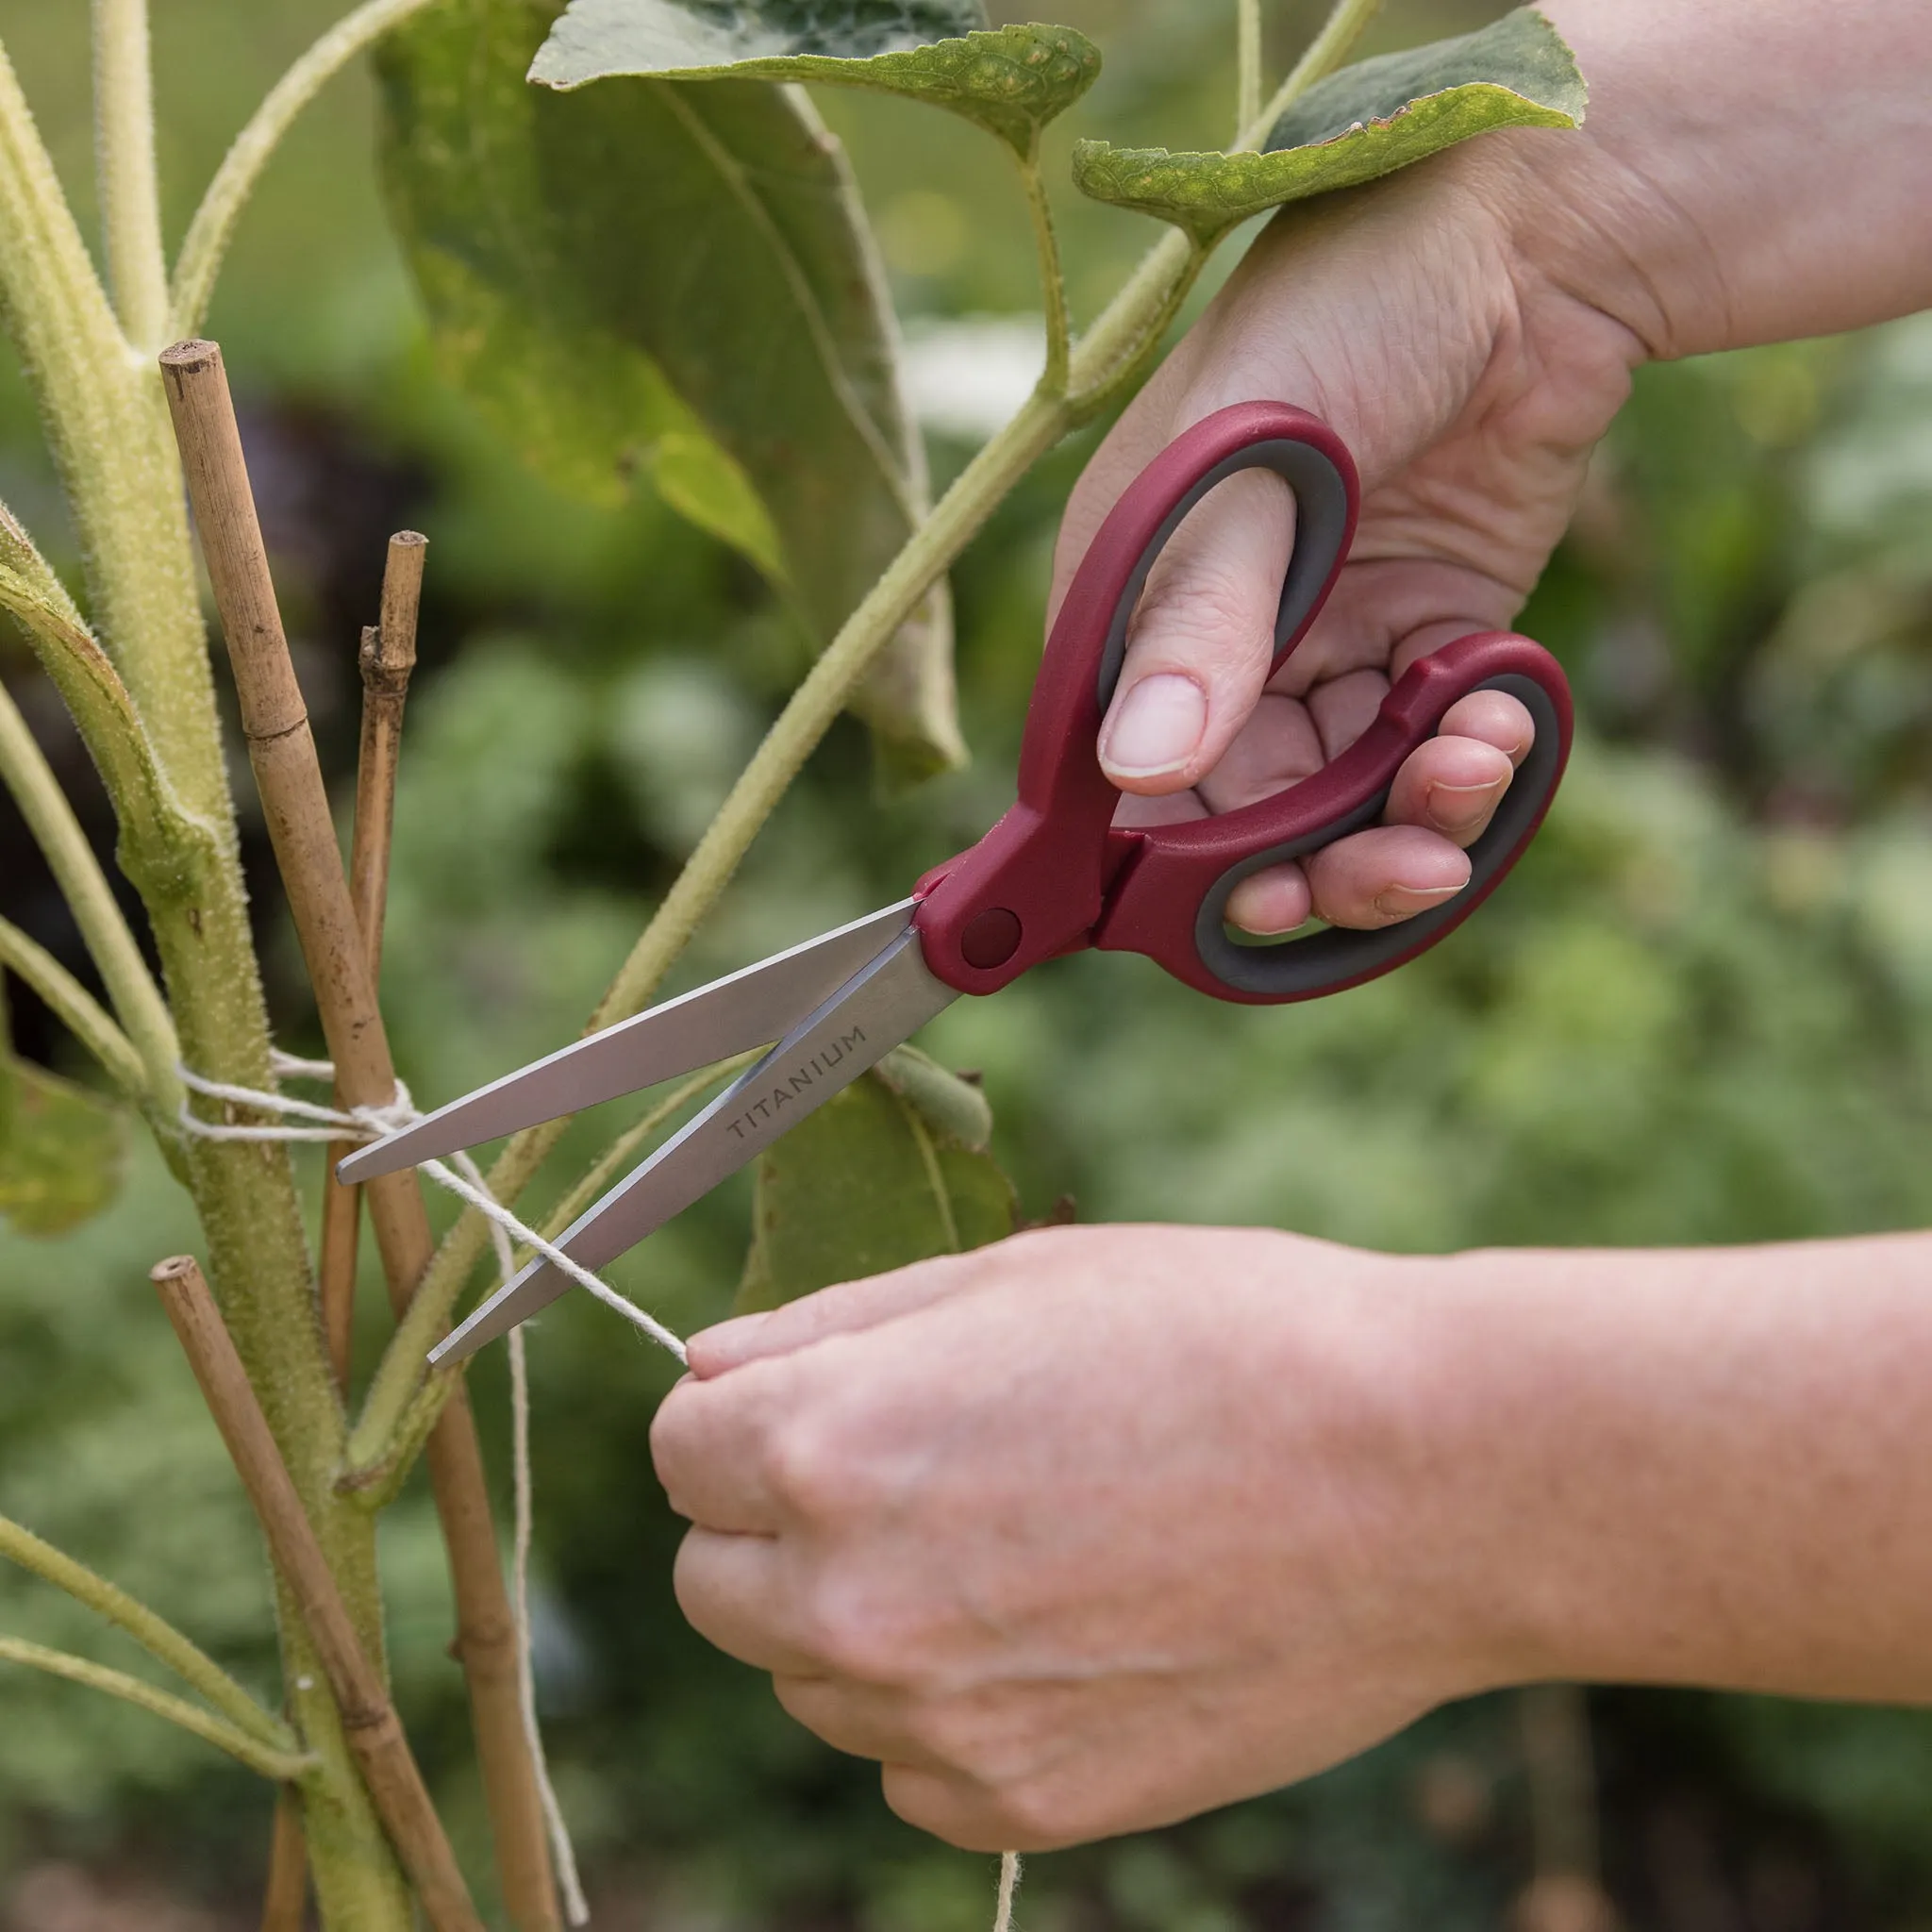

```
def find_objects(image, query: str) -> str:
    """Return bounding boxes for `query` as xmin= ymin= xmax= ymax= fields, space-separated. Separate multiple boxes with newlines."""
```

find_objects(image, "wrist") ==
xmin=1488 ymin=0 xmax=1932 ymax=358
xmin=1398 ymin=1248 xmax=1602 ymax=1690
xmin=1243 ymin=1240 xmax=1535 ymax=1712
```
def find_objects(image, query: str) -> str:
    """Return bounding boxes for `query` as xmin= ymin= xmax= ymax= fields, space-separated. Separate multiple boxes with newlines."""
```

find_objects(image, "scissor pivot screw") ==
xmin=960 ymin=908 xmax=1023 ymax=970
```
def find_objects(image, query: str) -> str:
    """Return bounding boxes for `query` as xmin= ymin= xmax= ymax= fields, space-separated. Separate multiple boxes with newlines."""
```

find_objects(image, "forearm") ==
xmin=1415 ymin=1232 xmax=1932 ymax=1706
xmin=1516 ymin=0 xmax=1932 ymax=356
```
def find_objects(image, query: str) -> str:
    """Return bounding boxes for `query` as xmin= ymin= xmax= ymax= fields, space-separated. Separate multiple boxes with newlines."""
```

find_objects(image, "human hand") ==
xmin=1067 ymin=144 xmax=1640 ymax=935
xmin=652 ymin=1224 xmax=1491 ymax=1850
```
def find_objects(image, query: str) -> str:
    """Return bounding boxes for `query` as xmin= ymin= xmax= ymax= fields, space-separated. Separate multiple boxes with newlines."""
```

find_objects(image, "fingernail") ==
xmin=1424 ymin=780 xmax=1498 ymax=836
xmin=1101 ymin=674 xmax=1208 ymax=778
xmin=1373 ymin=883 xmax=1463 ymax=921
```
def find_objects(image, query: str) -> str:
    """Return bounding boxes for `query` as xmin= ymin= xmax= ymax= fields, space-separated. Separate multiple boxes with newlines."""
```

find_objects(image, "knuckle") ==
xmin=795 ymin=1576 xmax=917 ymax=1685
xmin=760 ymin=1413 xmax=856 ymax=1525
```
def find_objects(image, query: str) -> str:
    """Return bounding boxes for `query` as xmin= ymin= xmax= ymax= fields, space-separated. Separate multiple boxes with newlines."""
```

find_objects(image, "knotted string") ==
xmin=175 ymin=1053 xmax=686 ymax=1362
xmin=175 ymin=1051 xmax=1024 ymax=1928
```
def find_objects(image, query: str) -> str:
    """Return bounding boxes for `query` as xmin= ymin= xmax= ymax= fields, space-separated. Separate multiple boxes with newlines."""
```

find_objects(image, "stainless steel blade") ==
xmin=340 ymin=899 xmax=915 ymax=1185
xmin=427 ymin=924 xmax=958 ymax=1363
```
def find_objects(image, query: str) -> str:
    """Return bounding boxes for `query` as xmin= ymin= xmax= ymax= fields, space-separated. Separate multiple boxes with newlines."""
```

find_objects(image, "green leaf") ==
xmin=0 ymin=988 xmax=125 ymax=1238
xmin=736 ymin=1044 xmax=1015 ymax=1311
xmin=1072 ymin=8 xmax=1585 ymax=249
xmin=533 ymin=6 xmax=1101 ymax=160
xmin=377 ymin=0 xmax=964 ymax=786
xmin=541 ymin=0 xmax=986 ymax=67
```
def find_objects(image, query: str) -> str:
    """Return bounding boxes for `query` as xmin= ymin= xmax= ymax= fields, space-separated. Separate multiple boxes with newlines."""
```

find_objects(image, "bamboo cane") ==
xmin=159 ymin=339 xmax=560 ymax=1932
xmin=260 ymin=1784 xmax=308 ymax=1931
xmin=319 ymin=534 xmax=425 ymax=1391
xmin=152 ymin=1257 xmax=481 ymax=1932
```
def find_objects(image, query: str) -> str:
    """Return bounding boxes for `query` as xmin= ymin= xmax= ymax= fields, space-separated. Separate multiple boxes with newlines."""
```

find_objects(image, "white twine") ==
xmin=175 ymin=1053 xmax=687 ymax=1363
xmin=177 ymin=1050 xmax=1021 ymax=1927
xmin=477 ymin=1167 xmax=591 ymax=1928
xmin=994 ymin=1852 xmax=1023 ymax=1932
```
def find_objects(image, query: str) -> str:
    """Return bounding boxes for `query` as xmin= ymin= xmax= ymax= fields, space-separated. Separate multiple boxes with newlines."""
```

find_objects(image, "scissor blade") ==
xmin=339 ymin=899 xmax=916 ymax=1185
xmin=427 ymin=924 xmax=958 ymax=1363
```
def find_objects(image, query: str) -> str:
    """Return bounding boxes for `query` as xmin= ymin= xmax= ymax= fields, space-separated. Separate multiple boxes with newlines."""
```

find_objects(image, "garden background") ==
xmin=4 ymin=0 xmax=1932 ymax=1925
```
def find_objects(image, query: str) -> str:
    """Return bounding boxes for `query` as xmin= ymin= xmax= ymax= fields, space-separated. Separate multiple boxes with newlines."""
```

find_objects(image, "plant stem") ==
xmin=354 ymin=384 xmax=1074 ymax=1443
xmin=353 ymin=0 xmax=1388 ymax=1461
xmin=91 ymin=0 xmax=168 ymax=351
xmin=161 ymin=341 xmax=558 ymax=1932
xmin=1018 ymin=149 xmax=1070 ymax=396
xmin=0 ymin=1634 xmax=315 ymax=1781
xmin=169 ymin=0 xmax=441 ymax=338
xmin=358 ymin=192 xmax=1212 ymax=1455
xmin=1236 ymin=0 xmax=1263 ymax=141
xmin=1067 ymin=229 xmax=1207 ymax=420
xmin=0 ymin=679 xmax=178 ymax=1105
xmin=0 ymin=42 xmax=224 ymax=824
xmin=154 ymin=1255 xmax=484 ymax=1932
xmin=0 ymin=1510 xmax=292 ymax=1748
xmin=5 ymin=35 xmax=406 ymax=1927
xmin=0 ymin=912 xmax=146 ymax=1097
xmin=1239 ymin=0 xmax=1384 ymax=151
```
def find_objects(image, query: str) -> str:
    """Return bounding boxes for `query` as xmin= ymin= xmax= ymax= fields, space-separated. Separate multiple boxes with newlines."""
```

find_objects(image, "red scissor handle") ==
xmin=915 ymin=403 xmax=1573 ymax=1003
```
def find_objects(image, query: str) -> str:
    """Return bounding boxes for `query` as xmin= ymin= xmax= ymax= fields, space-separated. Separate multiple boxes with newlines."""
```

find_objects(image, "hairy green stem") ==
xmin=0 ymin=679 xmax=177 ymax=1102
xmin=1067 ymin=230 xmax=1207 ymax=421
xmin=0 ymin=915 xmax=145 ymax=1095
xmin=169 ymin=0 xmax=441 ymax=337
xmin=353 ymin=0 xmax=1391 ymax=1476
xmin=91 ymin=0 xmax=168 ymax=351
xmin=1240 ymin=0 xmax=1384 ymax=150
xmin=353 ymin=386 xmax=1075 ymax=1459
xmin=1018 ymin=149 xmax=1071 ymax=396
xmin=1236 ymin=0 xmax=1263 ymax=140
xmin=0 ymin=37 xmax=342 ymax=1505
xmin=0 ymin=1511 xmax=291 ymax=1748
xmin=3 ymin=32 xmax=410 ymax=1919
xmin=0 ymin=1634 xmax=316 ymax=1781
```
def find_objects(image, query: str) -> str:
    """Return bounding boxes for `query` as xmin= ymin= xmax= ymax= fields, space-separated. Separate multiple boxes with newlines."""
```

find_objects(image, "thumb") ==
xmin=1096 ymin=462 xmax=1297 ymax=795
xmin=685 ymin=1247 xmax=1001 ymax=1378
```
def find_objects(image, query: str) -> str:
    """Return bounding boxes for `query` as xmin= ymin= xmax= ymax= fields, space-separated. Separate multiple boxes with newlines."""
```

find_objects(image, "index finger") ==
xmin=688 ymin=1247 xmax=1000 ymax=1379
xmin=651 ymin=1361 xmax=788 ymax=1533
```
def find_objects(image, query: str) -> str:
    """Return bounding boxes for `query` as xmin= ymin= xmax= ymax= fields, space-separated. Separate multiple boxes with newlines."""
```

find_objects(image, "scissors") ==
xmin=341 ymin=402 xmax=1574 ymax=1364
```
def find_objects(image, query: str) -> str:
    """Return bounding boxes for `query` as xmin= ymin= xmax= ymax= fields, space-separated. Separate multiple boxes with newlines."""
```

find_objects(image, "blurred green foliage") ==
xmin=2 ymin=0 xmax=1932 ymax=1925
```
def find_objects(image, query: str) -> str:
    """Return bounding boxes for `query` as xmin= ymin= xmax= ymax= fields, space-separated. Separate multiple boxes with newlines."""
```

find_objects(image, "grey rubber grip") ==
xmin=1095 ymin=438 xmax=1354 ymax=712
xmin=1191 ymin=672 xmax=1564 ymax=997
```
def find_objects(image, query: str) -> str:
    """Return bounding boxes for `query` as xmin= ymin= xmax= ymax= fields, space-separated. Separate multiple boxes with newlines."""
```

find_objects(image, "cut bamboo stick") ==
xmin=320 ymin=531 xmax=426 ymax=1391
xmin=260 ymin=1784 xmax=308 ymax=1932
xmin=159 ymin=339 xmax=561 ymax=1932
xmin=152 ymin=1257 xmax=481 ymax=1932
